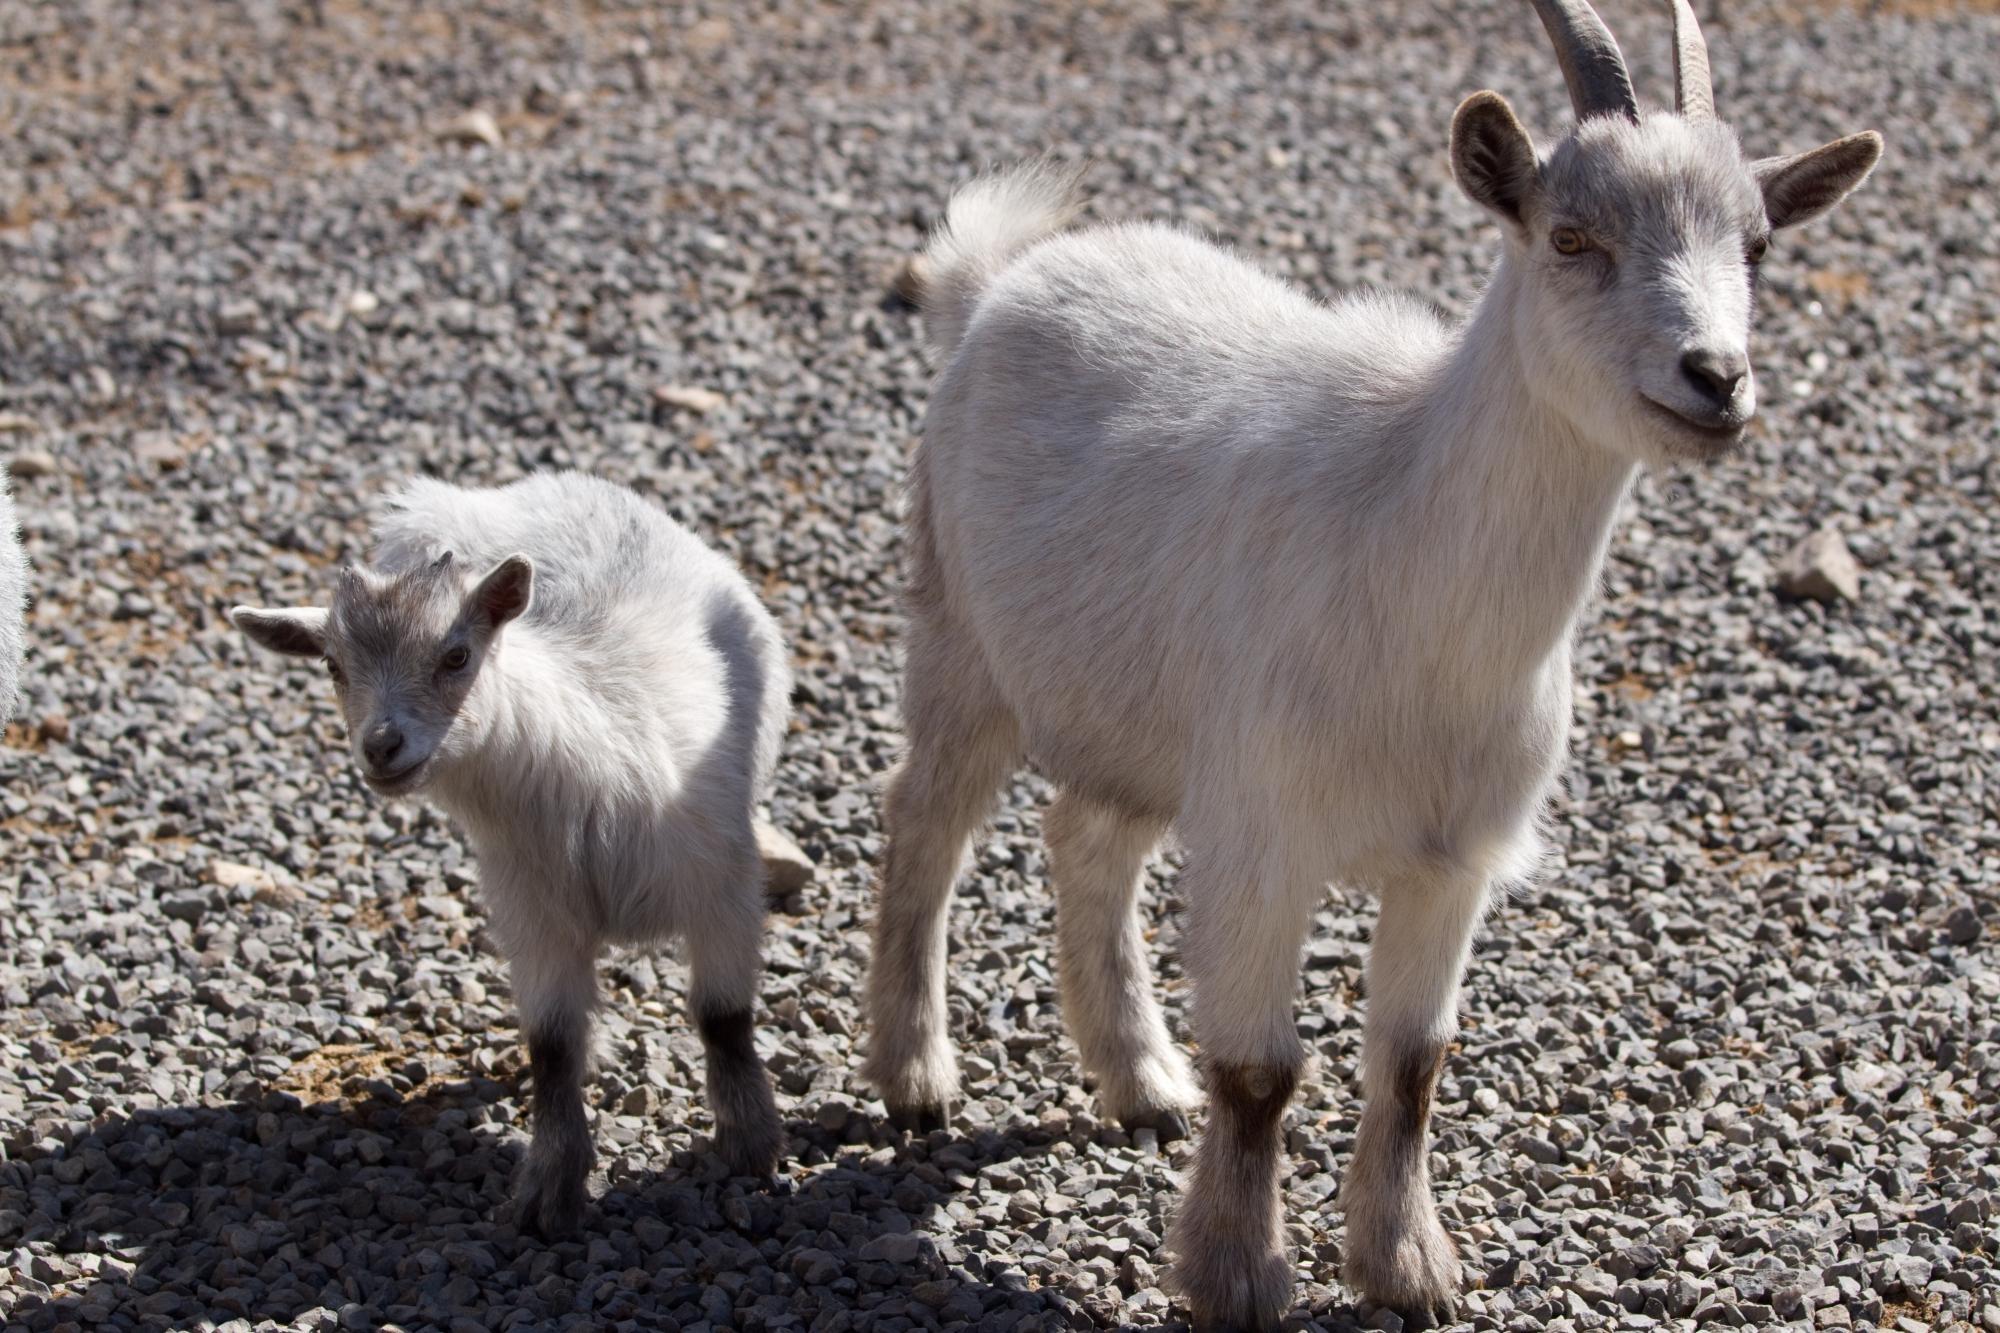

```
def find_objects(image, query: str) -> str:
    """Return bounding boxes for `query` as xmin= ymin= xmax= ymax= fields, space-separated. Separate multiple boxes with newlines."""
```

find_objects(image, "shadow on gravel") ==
xmin=0 ymin=1080 xmax=1113 ymax=1332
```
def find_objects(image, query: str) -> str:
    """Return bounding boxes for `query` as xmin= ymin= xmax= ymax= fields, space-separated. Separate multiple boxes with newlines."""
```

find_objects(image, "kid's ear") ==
xmin=1452 ymin=91 xmax=1541 ymax=231
xmin=1756 ymin=131 xmax=1883 ymax=231
xmin=230 ymin=605 xmax=330 ymax=658
xmin=469 ymin=555 xmax=533 ymax=629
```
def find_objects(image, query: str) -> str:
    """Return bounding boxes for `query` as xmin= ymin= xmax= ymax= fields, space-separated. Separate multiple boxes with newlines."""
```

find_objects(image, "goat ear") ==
xmin=469 ymin=555 xmax=533 ymax=629
xmin=1756 ymin=131 xmax=1882 ymax=231
xmin=1451 ymin=91 xmax=1540 ymax=230
xmin=231 ymin=605 xmax=329 ymax=658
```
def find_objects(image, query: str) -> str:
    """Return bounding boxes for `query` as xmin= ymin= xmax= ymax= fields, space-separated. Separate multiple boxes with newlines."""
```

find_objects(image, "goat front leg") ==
xmin=1167 ymin=834 xmax=1321 ymax=1333
xmin=1339 ymin=875 xmax=1489 ymax=1312
xmin=511 ymin=936 xmax=600 ymax=1240
xmin=687 ymin=863 xmax=783 ymax=1177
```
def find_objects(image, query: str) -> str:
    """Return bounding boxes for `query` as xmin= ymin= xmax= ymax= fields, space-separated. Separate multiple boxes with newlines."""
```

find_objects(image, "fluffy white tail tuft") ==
xmin=918 ymin=160 xmax=1088 ymax=363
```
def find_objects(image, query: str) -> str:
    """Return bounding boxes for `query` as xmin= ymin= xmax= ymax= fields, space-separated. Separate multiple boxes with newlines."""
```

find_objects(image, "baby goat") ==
xmin=234 ymin=471 xmax=790 ymax=1237
xmin=866 ymin=1 xmax=1880 ymax=1327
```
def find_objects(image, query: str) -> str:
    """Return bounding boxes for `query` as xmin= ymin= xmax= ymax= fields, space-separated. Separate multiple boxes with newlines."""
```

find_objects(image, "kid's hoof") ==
xmin=886 ymin=1101 xmax=953 ymax=1135
xmin=716 ymin=1118 xmax=785 ymax=1179
xmin=515 ymin=1179 xmax=586 ymax=1242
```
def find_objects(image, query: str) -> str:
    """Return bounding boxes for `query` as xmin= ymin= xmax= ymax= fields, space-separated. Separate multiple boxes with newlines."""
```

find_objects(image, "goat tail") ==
xmin=916 ymin=158 xmax=1087 ymax=363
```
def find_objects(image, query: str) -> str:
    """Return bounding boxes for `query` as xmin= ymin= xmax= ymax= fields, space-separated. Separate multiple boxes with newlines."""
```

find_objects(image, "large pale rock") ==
xmin=1775 ymin=526 xmax=1862 ymax=604
xmin=755 ymin=818 xmax=815 ymax=897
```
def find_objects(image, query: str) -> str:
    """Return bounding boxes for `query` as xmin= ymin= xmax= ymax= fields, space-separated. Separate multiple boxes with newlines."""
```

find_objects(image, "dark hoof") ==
xmin=1190 ymin=1314 xmax=1280 ymax=1333
xmin=715 ymin=1122 xmax=784 ymax=1179
xmin=1123 ymin=1105 xmax=1193 ymax=1143
xmin=886 ymin=1102 xmax=953 ymax=1135
xmin=515 ymin=1182 xmax=586 ymax=1242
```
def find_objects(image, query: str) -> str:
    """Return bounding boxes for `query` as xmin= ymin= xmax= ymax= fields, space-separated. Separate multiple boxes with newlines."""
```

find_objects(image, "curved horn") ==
xmin=1669 ymin=0 xmax=1715 ymax=121
xmin=1524 ymin=0 xmax=1639 ymax=124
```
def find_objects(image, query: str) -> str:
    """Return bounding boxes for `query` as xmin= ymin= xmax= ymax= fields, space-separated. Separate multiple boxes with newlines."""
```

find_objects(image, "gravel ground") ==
xmin=0 ymin=1 xmax=1995 ymax=1330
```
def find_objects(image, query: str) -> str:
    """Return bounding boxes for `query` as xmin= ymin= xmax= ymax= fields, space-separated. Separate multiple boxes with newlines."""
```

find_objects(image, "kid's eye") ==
xmin=1746 ymin=234 xmax=1770 ymax=264
xmin=1550 ymin=227 xmax=1588 ymax=255
xmin=325 ymin=658 xmax=343 ymax=683
xmin=439 ymin=645 xmax=471 ymax=673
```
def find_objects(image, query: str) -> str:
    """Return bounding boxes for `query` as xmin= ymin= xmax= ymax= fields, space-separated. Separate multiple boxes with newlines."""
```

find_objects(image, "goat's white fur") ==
xmin=867 ymin=70 xmax=1878 ymax=1324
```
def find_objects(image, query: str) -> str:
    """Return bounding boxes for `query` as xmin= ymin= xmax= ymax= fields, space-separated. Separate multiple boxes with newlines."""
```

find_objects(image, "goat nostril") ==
xmin=1680 ymin=350 xmax=1747 ymax=406
xmin=366 ymin=729 xmax=405 ymax=768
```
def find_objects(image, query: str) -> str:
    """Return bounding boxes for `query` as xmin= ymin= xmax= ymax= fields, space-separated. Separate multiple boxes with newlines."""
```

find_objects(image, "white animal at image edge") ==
xmin=0 ymin=477 xmax=27 ymax=720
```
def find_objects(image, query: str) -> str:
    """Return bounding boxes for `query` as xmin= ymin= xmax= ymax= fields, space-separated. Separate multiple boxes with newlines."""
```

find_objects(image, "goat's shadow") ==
xmin=0 ymin=1077 xmax=1268 ymax=1333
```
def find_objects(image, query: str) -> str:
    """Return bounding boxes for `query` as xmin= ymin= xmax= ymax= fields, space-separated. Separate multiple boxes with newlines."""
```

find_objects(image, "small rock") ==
xmin=133 ymin=432 xmax=187 ymax=471
xmin=1943 ymin=903 xmax=1982 ymax=945
xmin=1776 ymin=526 xmax=1862 ymax=603
xmin=437 ymin=109 xmax=502 ymax=148
xmin=652 ymin=384 xmax=727 ymax=414
xmin=210 ymin=859 xmax=276 ymax=894
xmin=345 ymin=289 xmax=382 ymax=318
xmin=217 ymin=299 xmax=261 ymax=333
xmin=8 ymin=448 xmax=56 ymax=478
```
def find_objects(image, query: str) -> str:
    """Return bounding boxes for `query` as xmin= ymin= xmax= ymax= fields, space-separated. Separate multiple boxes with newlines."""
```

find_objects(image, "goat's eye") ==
xmin=1550 ymin=228 xmax=1588 ymax=256
xmin=439 ymin=646 xmax=471 ymax=673
xmin=324 ymin=658 xmax=343 ymax=684
xmin=1746 ymin=234 xmax=1770 ymax=264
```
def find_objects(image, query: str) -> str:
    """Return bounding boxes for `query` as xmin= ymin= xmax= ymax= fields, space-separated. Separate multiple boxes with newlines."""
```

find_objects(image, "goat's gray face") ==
xmin=1452 ymin=0 xmax=1881 ymax=465
xmin=231 ymin=552 xmax=534 ymax=796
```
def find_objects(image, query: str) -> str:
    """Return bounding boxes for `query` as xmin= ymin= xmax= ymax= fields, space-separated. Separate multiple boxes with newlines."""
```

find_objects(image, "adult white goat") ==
xmin=233 ymin=472 xmax=790 ymax=1238
xmin=864 ymin=1 xmax=1881 ymax=1327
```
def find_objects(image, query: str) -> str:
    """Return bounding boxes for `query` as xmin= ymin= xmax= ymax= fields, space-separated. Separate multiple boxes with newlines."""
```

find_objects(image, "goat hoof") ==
xmin=716 ymin=1119 xmax=785 ymax=1179
xmin=1190 ymin=1317 xmax=1279 ymax=1333
xmin=1340 ymin=1209 xmax=1463 ymax=1313
xmin=886 ymin=1101 xmax=953 ymax=1135
xmin=515 ymin=1181 xmax=586 ymax=1242
xmin=1122 ymin=1104 xmax=1193 ymax=1143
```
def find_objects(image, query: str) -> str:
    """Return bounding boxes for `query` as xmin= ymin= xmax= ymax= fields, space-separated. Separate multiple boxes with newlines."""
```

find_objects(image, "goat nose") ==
xmin=363 ymin=725 xmax=405 ymax=770
xmin=1680 ymin=348 xmax=1749 ymax=408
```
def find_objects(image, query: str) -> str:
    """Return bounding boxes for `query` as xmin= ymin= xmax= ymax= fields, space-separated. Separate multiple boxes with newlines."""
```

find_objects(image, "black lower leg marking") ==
xmin=528 ymin=1023 xmax=585 ymax=1119
xmin=697 ymin=1006 xmax=759 ymax=1077
xmin=519 ymin=1020 xmax=593 ymax=1238
xmin=1390 ymin=1040 xmax=1448 ymax=1165
xmin=1209 ymin=1062 xmax=1300 ymax=1154
xmin=697 ymin=1006 xmax=781 ymax=1174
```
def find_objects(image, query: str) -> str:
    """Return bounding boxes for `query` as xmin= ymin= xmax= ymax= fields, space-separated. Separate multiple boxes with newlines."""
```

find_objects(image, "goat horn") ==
xmin=1669 ymin=0 xmax=1715 ymax=121
xmin=1524 ymin=0 xmax=1639 ymax=124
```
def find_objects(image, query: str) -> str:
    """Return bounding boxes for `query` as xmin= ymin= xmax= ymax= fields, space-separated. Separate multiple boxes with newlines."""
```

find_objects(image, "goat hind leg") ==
xmin=1047 ymin=791 xmax=1196 ymax=1139
xmin=862 ymin=627 xmax=1019 ymax=1131
xmin=1339 ymin=876 xmax=1489 ymax=1312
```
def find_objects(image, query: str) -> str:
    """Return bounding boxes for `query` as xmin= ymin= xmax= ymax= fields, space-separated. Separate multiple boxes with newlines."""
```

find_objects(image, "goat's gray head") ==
xmin=231 ymin=551 xmax=534 ymax=795
xmin=1452 ymin=0 xmax=1882 ymax=464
